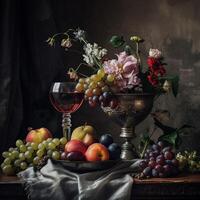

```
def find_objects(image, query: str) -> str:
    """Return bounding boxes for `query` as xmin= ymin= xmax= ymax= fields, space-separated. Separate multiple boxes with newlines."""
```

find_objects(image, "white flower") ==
xmin=83 ymin=43 xmax=107 ymax=66
xmin=99 ymin=48 xmax=107 ymax=57
xmin=93 ymin=48 xmax=107 ymax=60
xmin=149 ymin=48 xmax=162 ymax=59
xmin=84 ymin=43 xmax=93 ymax=54
xmin=93 ymin=43 xmax=98 ymax=49
xmin=83 ymin=54 xmax=94 ymax=66
xmin=93 ymin=48 xmax=99 ymax=57
xmin=73 ymin=29 xmax=86 ymax=40
xmin=61 ymin=38 xmax=72 ymax=48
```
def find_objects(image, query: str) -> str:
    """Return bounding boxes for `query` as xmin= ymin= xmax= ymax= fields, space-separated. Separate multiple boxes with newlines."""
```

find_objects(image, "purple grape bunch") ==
xmin=139 ymin=141 xmax=179 ymax=178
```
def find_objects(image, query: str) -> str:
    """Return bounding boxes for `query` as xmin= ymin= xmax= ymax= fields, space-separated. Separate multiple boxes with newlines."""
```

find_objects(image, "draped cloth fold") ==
xmin=18 ymin=159 xmax=141 ymax=200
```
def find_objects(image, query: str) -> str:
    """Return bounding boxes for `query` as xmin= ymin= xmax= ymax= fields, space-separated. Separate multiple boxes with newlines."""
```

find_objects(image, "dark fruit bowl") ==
xmin=52 ymin=159 xmax=121 ymax=173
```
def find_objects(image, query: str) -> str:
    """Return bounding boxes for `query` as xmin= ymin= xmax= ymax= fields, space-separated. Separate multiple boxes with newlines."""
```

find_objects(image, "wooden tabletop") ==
xmin=0 ymin=174 xmax=200 ymax=200
xmin=0 ymin=173 xmax=200 ymax=184
xmin=0 ymin=175 xmax=21 ymax=184
xmin=133 ymin=174 xmax=200 ymax=184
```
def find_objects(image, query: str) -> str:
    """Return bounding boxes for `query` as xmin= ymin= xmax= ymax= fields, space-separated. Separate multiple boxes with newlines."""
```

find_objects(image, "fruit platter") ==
xmin=1 ymin=125 xmax=122 ymax=175
xmin=53 ymin=160 xmax=120 ymax=173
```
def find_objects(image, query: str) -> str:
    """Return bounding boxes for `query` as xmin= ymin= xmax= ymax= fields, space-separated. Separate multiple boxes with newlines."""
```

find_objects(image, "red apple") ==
xmin=65 ymin=140 xmax=87 ymax=155
xmin=85 ymin=143 xmax=109 ymax=161
xmin=25 ymin=127 xmax=52 ymax=144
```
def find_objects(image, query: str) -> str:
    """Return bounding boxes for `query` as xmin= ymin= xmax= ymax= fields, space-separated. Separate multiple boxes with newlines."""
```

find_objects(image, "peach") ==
xmin=85 ymin=143 xmax=109 ymax=161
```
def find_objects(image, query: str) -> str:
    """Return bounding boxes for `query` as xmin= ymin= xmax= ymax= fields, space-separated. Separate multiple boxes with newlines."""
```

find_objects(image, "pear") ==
xmin=71 ymin=125 xmax=95 ymax=146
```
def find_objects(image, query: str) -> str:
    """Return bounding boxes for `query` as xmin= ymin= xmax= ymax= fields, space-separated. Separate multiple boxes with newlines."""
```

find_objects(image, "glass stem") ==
xmin=62 ymin=113 xmax=71 ymax=141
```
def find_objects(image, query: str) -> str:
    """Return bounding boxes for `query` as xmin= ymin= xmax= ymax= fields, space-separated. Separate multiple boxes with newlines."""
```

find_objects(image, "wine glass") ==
xmin=49 ymin=82 xmax=84 ymax=140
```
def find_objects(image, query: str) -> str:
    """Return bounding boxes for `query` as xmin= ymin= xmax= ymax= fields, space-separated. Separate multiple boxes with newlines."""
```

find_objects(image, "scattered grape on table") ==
xmin=176 ymin=150 xmax=200 ymax=173
xmin=138 ymin=141 xmax=180 ymax=178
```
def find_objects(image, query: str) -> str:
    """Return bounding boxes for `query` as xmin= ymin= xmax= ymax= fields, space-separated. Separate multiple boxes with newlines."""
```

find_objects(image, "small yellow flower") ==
xmin=130 ymin=36 xmax=144 ymax=43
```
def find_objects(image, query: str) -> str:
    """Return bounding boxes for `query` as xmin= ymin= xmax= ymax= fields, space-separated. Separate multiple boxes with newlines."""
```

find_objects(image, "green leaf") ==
xmin=171 ymin=76 xmax=179 ymax=97
xmin=178 ymin=124 xmax=194 ymax=131
xmin=124 ymin=45 xmax=132 ymax=55
xmin=178 ymin=124 xmax=194 ymax=136
xmin=140 ymin=72 xmax=156 ymax=93
xmin=139 ymin=133 xmax=150 ymax=148
xmin=109 ymin=35 xmax=125 ymax=48
xmin=139 ymin=133 xmax=154 ymax=158
xmin=154 ymin=118 xmax=176 ymax=134
xmin=158 ymin=131 xmax=180 ymax=148
xmin=139 ymin=133 xmax=149 ymax=144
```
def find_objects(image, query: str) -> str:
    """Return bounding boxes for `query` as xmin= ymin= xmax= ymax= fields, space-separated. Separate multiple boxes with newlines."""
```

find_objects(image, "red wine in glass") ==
xmin=49 ymin=92 xmax=84 ymax=113
xmin=49 ymin=82 xmax=84 ymax=140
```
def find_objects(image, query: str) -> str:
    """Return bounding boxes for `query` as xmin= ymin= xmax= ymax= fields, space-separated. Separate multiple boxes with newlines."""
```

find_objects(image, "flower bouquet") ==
xmin=47 ymin=28 xmax=179 ymax=159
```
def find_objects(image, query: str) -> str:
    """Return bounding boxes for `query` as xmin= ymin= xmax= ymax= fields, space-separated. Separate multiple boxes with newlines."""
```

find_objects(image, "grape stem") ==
xmin=140 ymin=126 xmax=157 ymax=159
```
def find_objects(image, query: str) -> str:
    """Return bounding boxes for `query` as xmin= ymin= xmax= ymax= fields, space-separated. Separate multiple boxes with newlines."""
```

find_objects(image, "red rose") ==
xmin=147 ymin=57 xmax=157 ymax=67
xmin=154 ymin=66 xmax=166 ymax=76
xmin=147 ymin=57 xmax=166 ymax=76
xmin=147 ymin=57 xmax=164 ymax=71
xmin=147 ymin=57 xmax=166 ymax=86
xmin=147 ymin=74 xmax=159 ymax=86
xmin=148 ymin=65 xmax=156 ymax=72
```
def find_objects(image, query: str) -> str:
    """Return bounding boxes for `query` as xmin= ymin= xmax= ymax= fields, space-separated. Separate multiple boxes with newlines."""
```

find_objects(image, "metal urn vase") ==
xmin=102 ymin=93 xmax=154 ymax=160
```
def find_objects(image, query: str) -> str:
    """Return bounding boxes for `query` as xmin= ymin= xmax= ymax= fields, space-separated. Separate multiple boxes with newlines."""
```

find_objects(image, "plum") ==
xmin=108 ymin=143 xmax=121 ymax=160
xmin=61 ymin=152 xmax=67 ymax=160
xmin=100 ymin=134 xmax=113 ymax=147
xmin=67 ymin=151 xmax=85 ymax=161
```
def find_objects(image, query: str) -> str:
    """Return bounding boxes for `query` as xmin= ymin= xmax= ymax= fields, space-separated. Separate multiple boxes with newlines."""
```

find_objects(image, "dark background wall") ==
xmin=75 ymin=0 xmax=200 ymax=152
xmin=0 ymin=0 xmax=200 ymax=154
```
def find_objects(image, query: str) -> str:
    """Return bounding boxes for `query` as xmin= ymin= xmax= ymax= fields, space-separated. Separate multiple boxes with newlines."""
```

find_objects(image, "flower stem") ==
xmin=80 ymin=38 xmax=88 ymax=45
xmin=136 ymin=42 xmax=142 ymax=72
xmin=51 ymin=32 xmax=69 ymax=40
xmin=75 ymin=63 xmax=97 ymax=74
xmin=140 ymin=139 xmax=149 ymax=159
xmin=140 ymin=126 xmax=157 ymax=158
xmin=52 ymin=29 xmax=75 ymax=39
xmin=78 ymin=72 xmax=88 ymax=78
xmin=93 ymin=56 xmax=102 ymax=69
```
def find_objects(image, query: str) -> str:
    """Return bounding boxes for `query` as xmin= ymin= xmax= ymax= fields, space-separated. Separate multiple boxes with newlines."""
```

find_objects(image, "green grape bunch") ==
xmin=176 ymin=150 xmax=200 ymax=173
xmin=1 ymin=137 xmax=68 ymax=176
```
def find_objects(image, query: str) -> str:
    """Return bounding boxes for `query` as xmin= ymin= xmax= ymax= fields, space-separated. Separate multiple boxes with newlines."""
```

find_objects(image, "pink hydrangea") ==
xmin=103 ymin=59 xmax=120 ymax=74
xmin=103 ymin=52 xmax=140 ymax=90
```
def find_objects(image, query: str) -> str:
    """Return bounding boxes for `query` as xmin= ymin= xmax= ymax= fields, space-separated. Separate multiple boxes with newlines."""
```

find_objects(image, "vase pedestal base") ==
xmin=120 ymin=128 xmax=138 ymax=160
